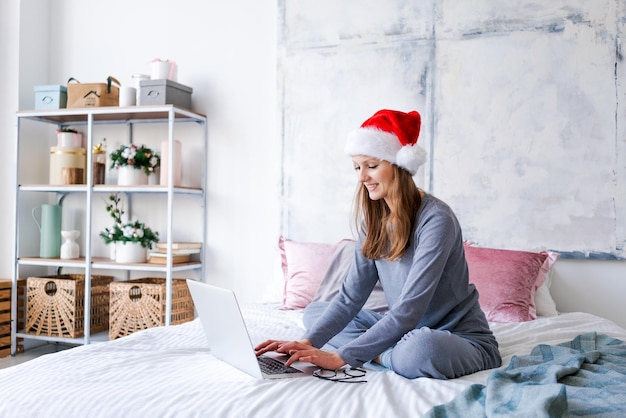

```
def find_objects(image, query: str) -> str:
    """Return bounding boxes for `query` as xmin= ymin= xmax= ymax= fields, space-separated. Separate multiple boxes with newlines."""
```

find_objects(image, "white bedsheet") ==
xmin=1 ymin=307 xmax=625 ymax=418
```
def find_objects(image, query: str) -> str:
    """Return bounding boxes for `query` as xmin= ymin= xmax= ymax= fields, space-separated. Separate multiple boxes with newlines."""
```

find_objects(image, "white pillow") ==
xmin=534 ymin=266 xmax=559 ymax=317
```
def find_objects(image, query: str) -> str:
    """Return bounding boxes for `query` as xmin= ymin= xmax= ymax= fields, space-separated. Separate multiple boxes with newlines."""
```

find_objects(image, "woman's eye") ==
xmin=368 ymin=165 xmax=378 ymax=169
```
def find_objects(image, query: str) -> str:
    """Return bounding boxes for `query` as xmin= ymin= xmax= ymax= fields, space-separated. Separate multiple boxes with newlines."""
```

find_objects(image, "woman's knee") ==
xmin=390 ymin=328 xmax=480 ymax=380
xmin=391 ymin=328 xmax=443 ymax=379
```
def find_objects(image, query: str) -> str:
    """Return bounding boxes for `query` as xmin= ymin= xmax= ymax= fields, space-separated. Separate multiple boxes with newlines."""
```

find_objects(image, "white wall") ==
xmin=276 ymin=0 xmax=626 ymax=328
xmin=0 ymin=1 xmax=22 ymax=290
xmin=2 ymin=0 xmax=283 ymax=303
xmin=2 ymin=1 xmax=625 ymax=328
xmin=277 ymin=0 xmax=626 ymax=258
xmin=552 ymin=260 xmax=626 ymax=328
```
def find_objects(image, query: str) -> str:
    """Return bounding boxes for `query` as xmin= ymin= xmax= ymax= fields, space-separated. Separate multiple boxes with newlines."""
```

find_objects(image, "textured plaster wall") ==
xmin=279 ymin=0 xmax=626 ymax=259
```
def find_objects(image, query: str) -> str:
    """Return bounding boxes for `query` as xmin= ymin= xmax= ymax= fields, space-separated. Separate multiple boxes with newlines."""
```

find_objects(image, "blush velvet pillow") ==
xmin=464 ymin=245 xmax=559 ymax=323
xmin=279 ymin=236 xmax=346 ymax=310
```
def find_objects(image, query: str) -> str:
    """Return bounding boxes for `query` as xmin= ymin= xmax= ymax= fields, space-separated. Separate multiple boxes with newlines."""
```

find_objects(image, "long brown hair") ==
xmin=353 ymin=165 xmax=422 ymax=261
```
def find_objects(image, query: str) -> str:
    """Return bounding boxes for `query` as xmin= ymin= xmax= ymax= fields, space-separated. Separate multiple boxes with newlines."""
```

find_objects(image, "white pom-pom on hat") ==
xmin=396 ymin=143 xmax=427 ymax=175
xmin=345 ymin=109 xmax=427 ymax=175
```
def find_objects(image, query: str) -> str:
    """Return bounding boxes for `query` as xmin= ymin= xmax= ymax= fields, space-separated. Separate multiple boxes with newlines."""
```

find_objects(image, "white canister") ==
xmin=57 ymin=131 xmax=83 ymax=147
xmin=119 ymin=86 xmax=136 ymax=106
xmin=50 ymin=146 xmax=86 ymax=185
xmin=151 ymin=61 xmax=171 ymax=80
xmin=131 ymin=74 xmax=150 ymax=104
xmin=160 ymin=140 xmax=182 ymax=186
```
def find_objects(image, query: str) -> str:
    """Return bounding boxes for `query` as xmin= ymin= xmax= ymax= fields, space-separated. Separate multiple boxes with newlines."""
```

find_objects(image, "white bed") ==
xmin=0 ymin=306 xmax=625 ymax=417
xmin=3 ymin=238 xmax=626 ymax=417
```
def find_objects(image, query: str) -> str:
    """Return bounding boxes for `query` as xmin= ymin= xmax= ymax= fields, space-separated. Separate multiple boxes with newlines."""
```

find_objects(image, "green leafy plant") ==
xmin=56 ymin=127 xmax=78 ymax=134
xmin=99 ymin=193 xmax=159 ymax=249
xmin=109 ymin=144 xmax=160 ymax=176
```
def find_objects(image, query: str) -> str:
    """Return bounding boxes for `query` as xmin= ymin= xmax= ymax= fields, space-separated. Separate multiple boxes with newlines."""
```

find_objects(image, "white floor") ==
xmin=0 ymin=343 xmax=74 ymax=369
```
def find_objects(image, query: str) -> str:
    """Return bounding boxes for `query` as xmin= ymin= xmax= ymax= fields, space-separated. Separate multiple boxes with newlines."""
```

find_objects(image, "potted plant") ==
xmin=99 ymin=193 xmax=159 ymax=263
xmin=109 ymin=144 xmax=160 ymax=185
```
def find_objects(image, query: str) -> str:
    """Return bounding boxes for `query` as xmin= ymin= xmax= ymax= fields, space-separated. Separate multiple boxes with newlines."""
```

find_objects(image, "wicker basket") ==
xmin=0 ymin=279 xmax=25 ymax=357
xmin=26 ymin=275 xmax=114 ymax=338
xmin=109 ymin=278 xmax=195 ymax=340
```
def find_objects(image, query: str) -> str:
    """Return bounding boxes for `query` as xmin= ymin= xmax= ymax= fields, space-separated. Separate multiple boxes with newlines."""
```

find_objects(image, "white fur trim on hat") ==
xmin=345 ymin=127 xmax=427 ymax=175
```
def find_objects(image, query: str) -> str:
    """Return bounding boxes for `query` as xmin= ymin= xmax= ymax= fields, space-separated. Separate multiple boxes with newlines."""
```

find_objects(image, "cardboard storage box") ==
xmin=34 ymin=85 xmax=67 ymax=110
xmin=26 ymin=275 xmax=114 ymax=338
xmin=66 ymin=76 xmax=120 ymax=108
xmin=139 ymin=79 xmax=192 ymax=109
xmin=109 ymin=278 xmax=194 ymax=339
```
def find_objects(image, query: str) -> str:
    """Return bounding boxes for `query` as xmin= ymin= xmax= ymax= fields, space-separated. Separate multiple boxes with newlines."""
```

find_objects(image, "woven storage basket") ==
xmin=109 ymin=278 xmax=194 ymax=340
xmin=1 ymin=279 xmax=26 ymax=356
xmin=26 ymin=275 xmax=114 ymax=338
xmin=1 ymin=280 xmax=15 ymax=356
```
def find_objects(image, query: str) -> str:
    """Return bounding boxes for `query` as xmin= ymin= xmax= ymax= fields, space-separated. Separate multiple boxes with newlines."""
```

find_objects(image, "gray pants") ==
xmin=303 ymin=301 xmax=501 ymax=379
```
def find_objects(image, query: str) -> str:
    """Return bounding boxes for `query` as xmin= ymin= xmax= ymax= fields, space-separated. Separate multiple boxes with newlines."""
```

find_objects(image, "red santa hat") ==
xmin=344 ymin=109 xmax=427 ymax=175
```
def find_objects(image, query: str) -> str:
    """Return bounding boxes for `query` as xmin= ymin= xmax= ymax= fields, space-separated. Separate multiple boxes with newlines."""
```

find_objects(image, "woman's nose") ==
xmin=357 ymin=169 xmax=368 ymax=182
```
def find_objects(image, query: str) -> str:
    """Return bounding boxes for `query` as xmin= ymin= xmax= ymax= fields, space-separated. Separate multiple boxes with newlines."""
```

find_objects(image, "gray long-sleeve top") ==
xmin=303 ymin=193 xmax=493 ymax=367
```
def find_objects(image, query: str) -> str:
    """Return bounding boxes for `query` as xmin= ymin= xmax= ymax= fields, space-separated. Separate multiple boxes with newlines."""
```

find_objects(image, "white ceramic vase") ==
xmin=117 ymin=166 xmax=149 ymax=186
xmin=115 ymin=241 xmax=146 ymax=263
xmin=60 ymin=230 xmax=80 ymax=259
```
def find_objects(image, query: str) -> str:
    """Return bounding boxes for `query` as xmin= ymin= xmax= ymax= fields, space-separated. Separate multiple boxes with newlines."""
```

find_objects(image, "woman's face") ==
xmin=352 ymin=155 xmax=394 ymax=202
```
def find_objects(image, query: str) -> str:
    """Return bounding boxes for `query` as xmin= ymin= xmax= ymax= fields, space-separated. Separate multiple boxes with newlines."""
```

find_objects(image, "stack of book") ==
xmin=148 ymin=242 xmax=201 ymax=265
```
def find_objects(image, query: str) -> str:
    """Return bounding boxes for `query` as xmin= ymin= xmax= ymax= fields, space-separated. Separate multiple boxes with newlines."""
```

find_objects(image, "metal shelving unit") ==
xmin=10 ymin=105 xmax=207 ymax=354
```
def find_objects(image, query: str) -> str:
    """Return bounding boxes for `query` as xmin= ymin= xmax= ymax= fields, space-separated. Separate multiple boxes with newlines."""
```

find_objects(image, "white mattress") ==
xmin=1 ymin=306 xmax=625 ymax=418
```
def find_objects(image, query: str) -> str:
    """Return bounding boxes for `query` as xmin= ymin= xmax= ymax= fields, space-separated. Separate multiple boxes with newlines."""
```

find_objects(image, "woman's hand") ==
xmin=254 ymin=339 xmax=299 ymax=356
xmin=281 ymin=345 xmax=346 ymax=370
xmin=254 ymin=338 xmax=312 ymax=357
xmin=254 ymin=339 xmax=347 ymax=370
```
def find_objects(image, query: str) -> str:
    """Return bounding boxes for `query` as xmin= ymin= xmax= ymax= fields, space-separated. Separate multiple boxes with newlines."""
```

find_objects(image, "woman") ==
xmin=255 ymin=109 xmax=501 ymax=379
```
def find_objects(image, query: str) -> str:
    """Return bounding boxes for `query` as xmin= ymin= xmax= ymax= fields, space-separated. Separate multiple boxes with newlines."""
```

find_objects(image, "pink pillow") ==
xmin=464 ymin=245 xmax=558 ymax=323
xmin=279 ymin=236 xmax=344 ymax=309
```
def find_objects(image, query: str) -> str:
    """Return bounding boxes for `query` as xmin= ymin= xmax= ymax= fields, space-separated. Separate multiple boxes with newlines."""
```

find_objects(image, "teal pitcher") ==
xmin=32 ymin=204 xmax=62 ymax=258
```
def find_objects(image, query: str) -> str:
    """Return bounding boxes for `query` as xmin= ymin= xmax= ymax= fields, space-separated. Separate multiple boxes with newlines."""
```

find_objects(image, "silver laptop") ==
xmin=186 ymin=280 xmax=317 ymax=379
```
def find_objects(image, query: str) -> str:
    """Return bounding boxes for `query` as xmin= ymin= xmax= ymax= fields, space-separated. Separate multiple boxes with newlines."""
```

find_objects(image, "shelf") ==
xmin=12 ymin=105 xmax=208 ymax=354
xmin=93 ymin=258 xmax=201 ymax=272
xmin=18 ymin=257 xmax=202 ymax=272
xmin=17 ymin=257 xmax=87 ymax=268
xmin=16 ymin=105 xmax=206 ymax=125
xmin=18 ymin=184 xmax=203 ymax=195
xmin=15 ymin=330 xmax=111 ymax=345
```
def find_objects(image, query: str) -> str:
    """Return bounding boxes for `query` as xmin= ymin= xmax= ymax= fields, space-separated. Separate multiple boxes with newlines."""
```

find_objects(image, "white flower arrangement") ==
xmin=99 ymin=194 xmax=159 ymax=249
xmin=109 ymin=144 xmax=160 ymax=176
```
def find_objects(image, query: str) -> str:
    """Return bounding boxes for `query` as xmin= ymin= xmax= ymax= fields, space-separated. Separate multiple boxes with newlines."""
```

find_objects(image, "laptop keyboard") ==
xmin=257 ymin=355 xmax=304 ymax=375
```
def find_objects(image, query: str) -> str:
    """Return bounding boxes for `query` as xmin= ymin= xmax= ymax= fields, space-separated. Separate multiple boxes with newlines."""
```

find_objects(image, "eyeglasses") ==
xmin=313 ymin=368 xmax=367 ymax=383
